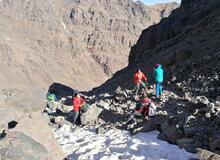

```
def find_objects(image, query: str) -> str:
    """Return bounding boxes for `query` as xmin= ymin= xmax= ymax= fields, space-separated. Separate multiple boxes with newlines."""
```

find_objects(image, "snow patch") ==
xmin=55 ymin=124 xmax=198 ymax=160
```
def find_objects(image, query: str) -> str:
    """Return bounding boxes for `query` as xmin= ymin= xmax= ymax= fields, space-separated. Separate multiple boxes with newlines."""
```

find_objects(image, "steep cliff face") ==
xmin=94 ymin=0 xmax=220 ymax=93
xmin=0 ymin=0 xmax=178 ymax=91
xmin=92 ymin=0 xmax=220 ymax=155
xmin=127 ymin=0 xmax=220 ymax=96
xmin=129 ymin=0 xmax=220 ymax=67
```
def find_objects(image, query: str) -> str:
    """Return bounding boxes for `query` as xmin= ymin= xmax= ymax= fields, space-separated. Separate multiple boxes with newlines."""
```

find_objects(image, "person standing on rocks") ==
xmin=72 ymin=91 xmax=85 ymax=125
xmin=154 ymin=64 xmax=164 ymax=99
xmin=133 ymin=68 xmax=147 ymax=96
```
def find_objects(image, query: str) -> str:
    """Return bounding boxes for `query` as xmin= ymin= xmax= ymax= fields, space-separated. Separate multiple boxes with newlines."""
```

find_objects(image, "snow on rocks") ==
xmin=54 ymin=124 xmax=197 ymax=160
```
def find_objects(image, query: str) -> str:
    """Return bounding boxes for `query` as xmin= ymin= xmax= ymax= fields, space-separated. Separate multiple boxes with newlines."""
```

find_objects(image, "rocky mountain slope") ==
xmin=0 ymin=0 xmax=178 ymax=159
xmin=92 ymin=0 xmax=220 ymax=156
xmin=0 ymin=0 xmax=178 ymax=91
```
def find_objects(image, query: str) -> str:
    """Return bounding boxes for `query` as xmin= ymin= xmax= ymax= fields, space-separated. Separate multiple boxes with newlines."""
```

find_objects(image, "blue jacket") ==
xmin=154 ymin=65 xmax=164 ymax=82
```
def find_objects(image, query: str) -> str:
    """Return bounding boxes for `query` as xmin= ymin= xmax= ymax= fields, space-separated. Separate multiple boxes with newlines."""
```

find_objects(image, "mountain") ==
xmin=93 ymin=0 xmax=220 ymax=155
xmin=0 ymin=0 xmax=178 ymax=91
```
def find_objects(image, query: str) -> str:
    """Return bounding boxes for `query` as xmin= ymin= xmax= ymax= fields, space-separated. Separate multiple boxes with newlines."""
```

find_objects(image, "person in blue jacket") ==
xmin=154 ymin=64 xmax=164 ymax=99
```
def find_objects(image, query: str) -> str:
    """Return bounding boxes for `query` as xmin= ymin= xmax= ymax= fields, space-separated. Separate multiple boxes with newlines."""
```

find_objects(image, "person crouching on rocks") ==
xmin=72 ymin=91 xmax=85 ymax=125
xmin=133 ymin=68 xmax=147 ymax=96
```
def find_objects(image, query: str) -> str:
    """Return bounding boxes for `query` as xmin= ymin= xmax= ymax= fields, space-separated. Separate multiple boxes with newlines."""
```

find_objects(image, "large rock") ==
xmin=196 ymin=96 xmax=210 ymax=106
xmin=0 ymin=131 xmax=48 ymax=160
xmin=80 ymin=104 xmax=103 ymax=125
xmin=176 ymin=138 xmax=195 ymax=149
xmin=113 ymin=87 xmax=128 ymax=102
xmin=197 ymin=148 xmax=220 ymax=160
xmin=14 ymin=112 xmax=65 ymax=160
xmin=183 ymin=126 xmax=198 ymax=137
xmin=158 ymin=125 xmax=180 ymax=144
xmin=209 ymin=138 xmax=220 ymax=151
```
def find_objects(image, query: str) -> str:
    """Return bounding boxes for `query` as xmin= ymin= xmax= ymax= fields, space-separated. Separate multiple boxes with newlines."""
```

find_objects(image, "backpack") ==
xmin=148 ymin=102 xmax=157 ymax=117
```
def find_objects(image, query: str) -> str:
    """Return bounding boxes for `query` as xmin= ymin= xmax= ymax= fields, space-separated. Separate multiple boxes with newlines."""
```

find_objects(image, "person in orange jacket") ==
xmin=72 ymin=91 xmax=85 ymax=125
xmin=133 ymin=68 xmax=147 ymax=96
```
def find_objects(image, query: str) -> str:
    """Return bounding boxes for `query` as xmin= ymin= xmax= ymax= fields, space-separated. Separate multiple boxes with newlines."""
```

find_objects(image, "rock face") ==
xmin=80 ymin=104 xmax=103 ymax=125
xmin=0 ymin=131 xmax=48 ymax=160
xmin=0 ymin=0 xmax=178 ymax=91
xmin=90 ymin=0 xmax=220 ymax=157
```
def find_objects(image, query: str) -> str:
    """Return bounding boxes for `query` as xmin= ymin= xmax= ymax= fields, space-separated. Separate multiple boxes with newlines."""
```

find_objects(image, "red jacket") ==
xmin=134 ymin=71 xmax=147 ymax=84
xmin=136 ymin=98 xmax=150 ymax=114
xmin=73 ymin=97 xmax=85 ymax=111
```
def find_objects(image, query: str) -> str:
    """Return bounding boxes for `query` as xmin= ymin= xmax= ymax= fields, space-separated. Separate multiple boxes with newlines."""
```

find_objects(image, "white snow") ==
xmin=54 ymin=124 xmax=198 ymax=160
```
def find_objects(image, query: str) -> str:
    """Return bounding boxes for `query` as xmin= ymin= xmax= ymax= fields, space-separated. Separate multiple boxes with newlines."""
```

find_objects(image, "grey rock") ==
xmin=185 ymin=115 xmax=196 ymax=125
xmin=197 ymin=148 xmax=220 ymax=160
xmin=97 ymin=100 xmax=110 ymax=110
xmin=209 ymin=138 xmax=220 ymax=151
xmin=54 ymin=116 xmax=65 ymax=125
xmin=161 ymin=121 xmax=169 ymax=131
xmin=184 ymin=126 xmax=197 ymax=137
xmin=80 ymin=104 xmax=103 ymax=125
xmin=96 ymin=127 xmax=107 ymax=135
xmin=158 ymin=125 xmax=179 ymax=144
xmin=205 ymin=113 xmax=211 ymax=119
xmin=113 ymin=87 xmax=128 ymax=101
xmin=196 ymin=96 xmax=209 ymax=106
xmin=176 ymin=138 xmax=194 ymax=148
xmin=214 ymin=112 xmax=220 ymax=125
xmin=0 ymin=124 xmax=7 ymax=135
xmin=0 ymin=131 xmax=48 ymax=160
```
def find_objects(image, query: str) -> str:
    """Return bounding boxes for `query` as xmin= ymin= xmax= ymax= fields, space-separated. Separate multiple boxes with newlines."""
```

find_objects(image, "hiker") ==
xmin=154 ymin=64 xmax=164 ymax=99
xmin=127 ymin=94 xmax=150 ymax=122
xmin=133 ymin=68 xmax=147 ymax=96
xmin=72 ymin=91 xmax=85 ymax=125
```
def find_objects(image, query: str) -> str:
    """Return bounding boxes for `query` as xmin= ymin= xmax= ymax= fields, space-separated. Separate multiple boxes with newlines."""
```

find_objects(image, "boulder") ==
xmin=209 ymin=138 xmax=220 ymax=151
xmin=183 ymin=126 xmax=197 ymax=137
xmin=113 ymin=87 xmax=128 ymax=101
xmin=54 ymin=116 xmax=65 ymax=125
xmin=0 ymin=124 xmax=7 ymax=135
xmin=176 ymin=138 xmax=194 ymax=148
xmin=97 ymin=100 xmax=110 ymax=110
xmin=196 ymin=96 xmax=209 ymax=106
xmin=214 ymin=112 xmax=220 ymax=125
xmin=185 ymin=115 xmax=196 ymax=125
xmin=197 ymin=148 xmax=220 ymax=160
xmin=0 ymin=131 xmax=48 ymax=160
xmin=131 ymin=119 xmax=158 ymax=135
xmin=158 ymin=125 xmax=179 ymax=144
xmin=96 ymin=127 xmax=107 ymax=135
xmin=80 ymin=104 xmax=103 ymax=125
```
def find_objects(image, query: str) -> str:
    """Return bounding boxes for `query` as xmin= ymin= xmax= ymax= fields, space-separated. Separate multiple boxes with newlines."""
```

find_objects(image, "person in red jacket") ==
xmin=133 ymin=68 xmax=147 ymax=96
xmin=72 ymin=91 xmax=85 ymax=125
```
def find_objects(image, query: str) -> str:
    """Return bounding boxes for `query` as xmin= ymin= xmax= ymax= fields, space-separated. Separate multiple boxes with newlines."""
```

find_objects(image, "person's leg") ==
xmin=156 ymin=82 xmax=160 ymax=98
xmin=159 ymin=82 xmax=163 ymax=96
xmin=135 ymin=83 xmax=140 ymax=96
xmin=73 ymin=111 xmax=79 ymax=124
xmin=140 ymin=81 xmax=147 ymax=92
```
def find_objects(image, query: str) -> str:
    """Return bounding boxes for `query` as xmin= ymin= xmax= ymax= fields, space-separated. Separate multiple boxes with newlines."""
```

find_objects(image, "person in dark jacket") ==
xmin=154 ymin=64 xmax=164 ymax=98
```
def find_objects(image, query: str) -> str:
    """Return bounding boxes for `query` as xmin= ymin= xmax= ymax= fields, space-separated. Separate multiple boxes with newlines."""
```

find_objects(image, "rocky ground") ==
xmin=43 ymin=82 xmax=220 ymax=159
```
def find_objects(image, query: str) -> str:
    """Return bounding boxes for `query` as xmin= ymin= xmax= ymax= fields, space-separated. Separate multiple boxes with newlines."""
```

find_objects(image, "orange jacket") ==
xmin=134 ymin=71 xmax=147 ymax=84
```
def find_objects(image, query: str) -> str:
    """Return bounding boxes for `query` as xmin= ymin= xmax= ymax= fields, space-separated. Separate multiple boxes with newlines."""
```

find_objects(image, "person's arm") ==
xmin=133 ymin=74 xmax=136 ymax=82
xmin=142 ymin=73 xmax=147 ymax=82
xmin=80 ymin=98 xmax=85 ymax=106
